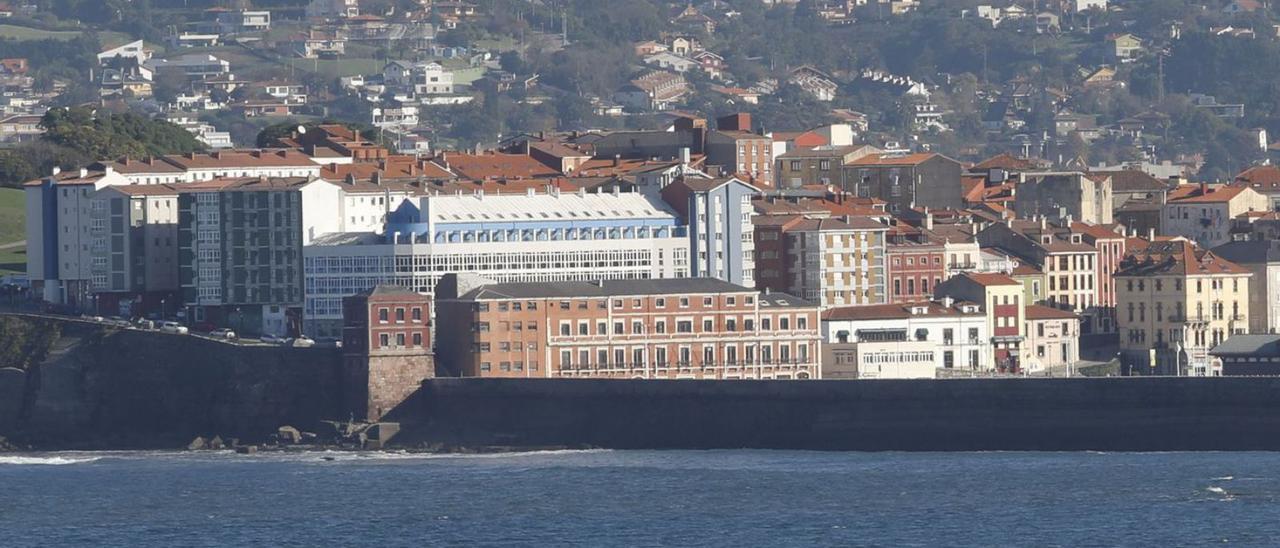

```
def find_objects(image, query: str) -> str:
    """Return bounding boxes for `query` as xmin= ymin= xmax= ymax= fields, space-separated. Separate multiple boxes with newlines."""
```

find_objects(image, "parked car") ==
xmin=210 ymin=328 xmax=237 ymax=340
xmin=159 ymin=321 xmax=189 ymax=335
xmin=292 ymin=335 xmax=315 ymax=347
xmin=315 ymin=337 xmax=343 ymax=348
xmin=134 ymin=319 xmax=156 ymax=330
xmin=260 ymin=334 xmax=287 ymax=344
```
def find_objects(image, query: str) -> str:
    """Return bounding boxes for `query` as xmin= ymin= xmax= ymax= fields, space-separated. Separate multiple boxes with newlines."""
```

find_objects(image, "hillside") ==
xmin=0 ymin=187 xmax=25 ymax=275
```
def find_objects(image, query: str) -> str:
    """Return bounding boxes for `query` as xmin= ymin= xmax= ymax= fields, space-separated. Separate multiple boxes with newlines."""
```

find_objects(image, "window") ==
xmin=726 ymin=319 xmax=737 ymax=332
xmin=412 ymin=308 xmax=422 ymax=321
xmin=578 ymin=322 xmax=589 ymax=336
xmin=680 ymin=297 xmax=690 ymax=307
xmin=395 ymin=308 xmax=405 ymax=322
xmin=677 ymin=321 xmax=693 ymax=333
xmin=703 ymin=319 xmax=714 ymax=332
xmin=597 ymin=321 xmax=608 ymax=335
xmin=378 ymin=308 xmax=388 ymax=322
xmin=632 ymin=321 xmax=643 ymax=334
xmin=703 ymin=297 xmax=713 ymax=306
xmin=395 ymin=333 xmax=405 ymax=346
xmin=379 ymin=333 xmax=389 ymax=347
xmin=561 ymin=350 xmax=572 ymax=366
xmin=656 ymin=321 xmax=667 ymax=333
xmin=614 ymin=322 xmax=624 ymax=334
xmin=797 ymin=317 xmax=807 ymax=330
xmin=703 ymin=346 xmax=715 ymax=366
xmin=780 ymin=317 xmax=790 ymax=330
xmin=560 ymin=322 xmax=571 ymax=336
xmin=655 ymin=298 xmax=666 ymax=307
xmin=412 ymin=333 xmax=422 ymax=346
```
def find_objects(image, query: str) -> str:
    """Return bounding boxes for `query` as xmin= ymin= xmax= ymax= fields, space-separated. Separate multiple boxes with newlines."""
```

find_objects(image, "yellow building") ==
xmin=1116 ymin=239 xmax=1250 ymax=376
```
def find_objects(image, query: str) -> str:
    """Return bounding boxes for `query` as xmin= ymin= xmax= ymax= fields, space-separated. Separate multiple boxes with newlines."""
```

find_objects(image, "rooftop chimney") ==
xmin=680 ymin=147 xmax=691 ymax=166
xmin=1148 ymin=227 xmax=1156 ymax=241
xmin=1200 ymin=181 xmax=1208 ymax=196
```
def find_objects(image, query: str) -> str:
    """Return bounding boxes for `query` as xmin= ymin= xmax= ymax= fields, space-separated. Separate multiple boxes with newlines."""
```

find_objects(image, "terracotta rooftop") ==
xmin=822 ymin=301 xmax=983 ymax=321
xmin=439 ymin=151 xmax=562 ymax=181
xmin=846 ymin=152 xmax=940 ymax=167
xmin=959 ymin=272 xmax=1021 ymax=287
xmin=1025 ymin=304 xmax=1079 ymax=320
xmin=1117 ymin=239 xmax=1249 ymax=276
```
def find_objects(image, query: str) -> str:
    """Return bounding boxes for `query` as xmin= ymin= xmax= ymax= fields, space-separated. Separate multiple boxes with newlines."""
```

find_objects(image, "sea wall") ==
xmin=0 ymin=315 xmax=344 ymax=448
xmin=403 ymin=377 xmax=1280 ymax=451
xmin=9 ymin=315 xmax=1280 ymax=451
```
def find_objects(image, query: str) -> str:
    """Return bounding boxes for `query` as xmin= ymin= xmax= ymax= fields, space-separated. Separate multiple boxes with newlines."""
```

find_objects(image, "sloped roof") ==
xmin=1117 ymin=240 xmax=1249 ymax=276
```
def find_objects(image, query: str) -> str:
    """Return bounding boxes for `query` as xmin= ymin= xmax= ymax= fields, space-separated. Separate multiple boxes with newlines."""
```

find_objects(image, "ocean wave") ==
xmin=0 ymin=455 xmax=102 ymax=466
xmin=302 ymin=448 xmax=615 ymax=462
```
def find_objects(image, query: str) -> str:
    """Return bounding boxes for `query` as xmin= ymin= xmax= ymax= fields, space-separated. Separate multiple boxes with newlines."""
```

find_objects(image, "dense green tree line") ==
xmin=0 ymin=107 xmax=205 ymax=187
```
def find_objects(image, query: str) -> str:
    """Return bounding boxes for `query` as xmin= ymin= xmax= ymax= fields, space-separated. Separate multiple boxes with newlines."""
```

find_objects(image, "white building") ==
xmin=415 ymin=62 xmax=453 ymax=95
xmin=821 ymin=298 xmax=991 ymax=378
xmin=24 ymin=168 xmax=130 ymax=305
xmin=217 ymin=10 xmax=271 ymax=33
xmin=1162 ymin=184 xmax=1269 ymax=249
xmin=97 ymin=40 xmax=152 ymax=66
xmin=302 ymin=188 xmax=692 ymax=336
xmin=305 ymin=0 xmax=359 ymax=18
xmin=372 ymin=105 xmax=419 ymax=128
xmin=1022 ymin=304 xmax=1081 ymax=374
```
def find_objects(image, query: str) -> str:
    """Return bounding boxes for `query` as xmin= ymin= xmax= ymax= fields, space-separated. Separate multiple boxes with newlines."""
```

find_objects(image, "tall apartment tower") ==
xmin=341 ymin=286 xmax=434 ymax=422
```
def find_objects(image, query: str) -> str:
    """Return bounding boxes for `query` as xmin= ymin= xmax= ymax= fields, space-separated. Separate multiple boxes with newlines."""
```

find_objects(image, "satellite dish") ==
xmin=297 ymin=125 xmax=307 ymax=134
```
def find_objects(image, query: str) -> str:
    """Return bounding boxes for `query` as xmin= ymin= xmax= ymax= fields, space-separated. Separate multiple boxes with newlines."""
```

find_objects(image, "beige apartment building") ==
xmin=1116 ymin=240 xmax=1251 ymax=376
xmin=763 ymin=216 xmax=889 ymax=308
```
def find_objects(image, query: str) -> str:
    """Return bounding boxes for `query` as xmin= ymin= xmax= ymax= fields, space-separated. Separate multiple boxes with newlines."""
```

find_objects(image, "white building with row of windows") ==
xmin=820 ymin=298 xmax=992 ymax=378
xmin=302 ymin=188 xmax=692 ymax=336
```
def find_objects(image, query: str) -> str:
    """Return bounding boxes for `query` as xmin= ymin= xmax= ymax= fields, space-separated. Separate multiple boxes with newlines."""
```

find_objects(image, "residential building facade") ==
xmin=178 ymin=177 xmax=306 ymax=336
xmin=435 ymin=275 xmax=822 ymax=380
xmin=821 ymin=298 xmax=991 ymax=378
xmin=1116 ymin=240 xmax=1251 ymax=376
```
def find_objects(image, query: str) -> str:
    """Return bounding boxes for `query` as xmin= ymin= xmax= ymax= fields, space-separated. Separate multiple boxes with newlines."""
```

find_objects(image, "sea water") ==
xmin=1 ymin=450 xmax=1277 ymax=546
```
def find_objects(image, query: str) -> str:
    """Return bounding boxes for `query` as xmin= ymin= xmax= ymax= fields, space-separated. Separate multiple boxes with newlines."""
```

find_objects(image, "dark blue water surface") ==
xmin=1 ymin=450 xmax=1277 ymax=546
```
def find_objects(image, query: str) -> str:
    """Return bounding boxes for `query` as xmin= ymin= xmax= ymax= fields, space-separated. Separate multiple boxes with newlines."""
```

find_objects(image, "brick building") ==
xmin=885 ymin=226 xmax=947 ymax=303
xmin=435 ymin=274 xmax=822 ymax=380
xmin=341 ymin=286 xmax=434 ymax=421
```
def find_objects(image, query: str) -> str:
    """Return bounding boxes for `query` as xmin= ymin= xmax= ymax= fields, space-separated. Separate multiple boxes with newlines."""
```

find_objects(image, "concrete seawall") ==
xmin=8 ymin=315 xmax=1280 ymax=451
xmin=403 ymin=377 xmax=1280 ymax=451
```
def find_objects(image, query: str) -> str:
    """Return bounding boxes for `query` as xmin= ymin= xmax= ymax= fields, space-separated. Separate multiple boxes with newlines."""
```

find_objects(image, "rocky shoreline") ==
xmin=1 ymin=422 xmax=595 ymax=456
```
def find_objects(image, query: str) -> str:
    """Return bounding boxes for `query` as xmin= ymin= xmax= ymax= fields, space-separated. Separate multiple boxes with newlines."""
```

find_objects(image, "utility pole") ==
xmin=561 ymin=8 xmax=568 ymax=46
xmin=1157 ymin=52 xmax=1165 ymax=102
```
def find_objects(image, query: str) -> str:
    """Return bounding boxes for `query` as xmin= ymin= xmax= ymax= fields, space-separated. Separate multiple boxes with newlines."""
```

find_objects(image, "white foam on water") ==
xmin=0 ymin=455 xmax=102 ymax=466
xmin=1212 ymin=476 xmax=1234 ymax=481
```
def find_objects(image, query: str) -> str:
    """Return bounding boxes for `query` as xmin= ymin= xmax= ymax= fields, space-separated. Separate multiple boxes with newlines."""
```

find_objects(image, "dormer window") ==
xmin=1042 ymin=236 xmax=1052 ymax=244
